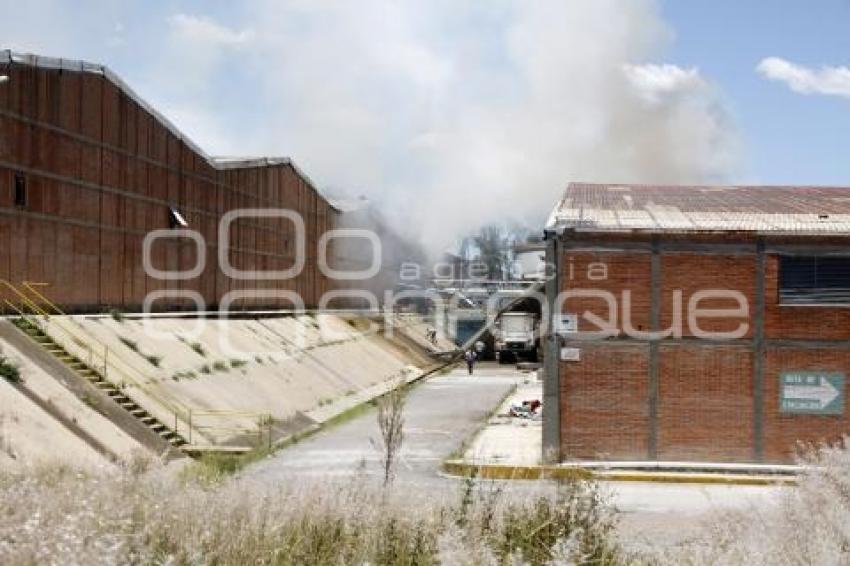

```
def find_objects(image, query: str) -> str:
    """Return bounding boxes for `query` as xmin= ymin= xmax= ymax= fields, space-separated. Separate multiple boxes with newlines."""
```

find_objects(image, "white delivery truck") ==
xmin=494 ymin=311 xmax=538 ymax=363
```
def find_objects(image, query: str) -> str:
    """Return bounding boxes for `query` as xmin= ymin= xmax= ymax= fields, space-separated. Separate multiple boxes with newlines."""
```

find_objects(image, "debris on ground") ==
xmin=508 ymin=399 xmax=541 ymax=419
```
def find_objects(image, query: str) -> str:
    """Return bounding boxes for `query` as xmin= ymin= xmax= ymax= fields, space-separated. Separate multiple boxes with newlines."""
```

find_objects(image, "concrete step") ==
xmin=15 ymin=316 xmax=193 ymax=447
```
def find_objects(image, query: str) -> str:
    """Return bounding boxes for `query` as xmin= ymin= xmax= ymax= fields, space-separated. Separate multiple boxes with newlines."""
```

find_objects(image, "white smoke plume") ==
xmin=2 ymin=0 xmax=742 ymax=255
xmin=234 ymin=0 xmax=741 ymax=253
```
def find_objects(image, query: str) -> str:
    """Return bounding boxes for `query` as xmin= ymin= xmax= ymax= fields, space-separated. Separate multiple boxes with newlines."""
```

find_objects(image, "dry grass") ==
xmin=0 ymin=462 xmax=621 ymax=565
xmin=641 ymin=438 xmax=850 ymax=565
xmin=8 ymin=438 xmax=850 ymax=564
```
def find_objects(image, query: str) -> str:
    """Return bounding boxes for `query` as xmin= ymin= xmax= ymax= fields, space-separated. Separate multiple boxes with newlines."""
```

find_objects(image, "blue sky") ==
xmin=662 ymin=0 xmax=850 ymax=185
xmin=2 ymin=1 xmax=849 ymax=245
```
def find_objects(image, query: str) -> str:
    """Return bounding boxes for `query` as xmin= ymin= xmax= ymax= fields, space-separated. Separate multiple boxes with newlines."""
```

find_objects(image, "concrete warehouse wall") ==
xmin=0 ymin=52 xmax=337 ymax=311
xmin=40 ymin=314 xmax=430 ymax=447
xmin=553 ymin=233 xmax=850 ymax=464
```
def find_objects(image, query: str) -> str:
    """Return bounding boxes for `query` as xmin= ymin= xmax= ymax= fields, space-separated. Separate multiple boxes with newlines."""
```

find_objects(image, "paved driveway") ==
xmin=237 ymin=363 xmax=786 ymax=547
xmin=241 ymin=364 xmax=521 ymax=491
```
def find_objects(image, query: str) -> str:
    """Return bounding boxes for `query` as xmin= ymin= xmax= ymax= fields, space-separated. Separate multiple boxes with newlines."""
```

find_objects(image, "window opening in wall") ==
xmin=779 ymin=255 xmax=850 ymax=305
xmin=13 ymin=172 xmax=26 ymax=207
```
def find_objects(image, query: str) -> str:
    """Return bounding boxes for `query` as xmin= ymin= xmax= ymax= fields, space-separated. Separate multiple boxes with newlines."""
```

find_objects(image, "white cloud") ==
xmin=623 ymin=63 xmax=705 ymax=104
xmin=168 ymin=14 xmax=253 ymax=46
xmin=757 ymin=57 xmax=850 ymax=98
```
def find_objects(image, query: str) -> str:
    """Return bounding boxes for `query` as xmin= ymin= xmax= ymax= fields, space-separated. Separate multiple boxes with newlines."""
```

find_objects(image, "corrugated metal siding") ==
xmin=0 ymin=52 xmax=341 ymax=311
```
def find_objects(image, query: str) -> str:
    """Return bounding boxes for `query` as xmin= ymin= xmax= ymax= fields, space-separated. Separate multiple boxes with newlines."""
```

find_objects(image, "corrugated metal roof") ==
xmin=546 ymin=182 xmax=850 ymax=235
xmin=0 ymin=50 xmax=340 ymax=211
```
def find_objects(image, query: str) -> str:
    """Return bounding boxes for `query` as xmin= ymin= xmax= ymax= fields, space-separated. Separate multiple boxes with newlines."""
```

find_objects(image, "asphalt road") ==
xmin=242 ymin=363 xmax=521 ymax=492
xmin=237 ymin=363 xmax=786 ymax=547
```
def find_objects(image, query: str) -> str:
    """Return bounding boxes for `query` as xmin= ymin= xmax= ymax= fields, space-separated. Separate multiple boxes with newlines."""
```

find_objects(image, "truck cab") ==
xmin=494 ymin=311 xmax=539 ymax=363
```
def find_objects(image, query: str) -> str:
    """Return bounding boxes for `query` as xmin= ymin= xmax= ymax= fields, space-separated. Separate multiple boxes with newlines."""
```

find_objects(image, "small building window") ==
xmin=14 ymin=173 xmax=26 ymax=207
xmin=169 ymin=206 xmax=188 ymax=228
xmin=779 ymin=256 xmax=850 ymax=304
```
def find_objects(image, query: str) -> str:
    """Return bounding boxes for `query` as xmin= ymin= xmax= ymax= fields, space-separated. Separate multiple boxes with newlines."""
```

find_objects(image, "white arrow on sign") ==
xmin=784 ymin=377 xmax=840 ymax=409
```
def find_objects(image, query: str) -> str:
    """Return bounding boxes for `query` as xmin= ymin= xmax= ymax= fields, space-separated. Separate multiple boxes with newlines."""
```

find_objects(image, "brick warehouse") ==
xmin=0 ymin=50 xmax=339 ymax=311
xmin=542 ymin=182 xmax=850 ymax=464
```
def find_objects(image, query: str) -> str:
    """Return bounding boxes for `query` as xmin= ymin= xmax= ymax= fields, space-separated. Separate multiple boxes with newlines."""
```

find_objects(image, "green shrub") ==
xmin=0 ymin=356 xmax=21 ymax=383
xmin=119 ymin=337 xmax=138 ymax=352
xmin=190 ymin=342 xmax=206 ymax=357
xmin=182 ymin=453 xmax=246 ymax=485
xmin=212 ymin=361 xmax=228 ymax=373
xmin=79 ymin=393 xmax=96 ymax=408
xmin=145 ymin=355 xmax=162 ymax=368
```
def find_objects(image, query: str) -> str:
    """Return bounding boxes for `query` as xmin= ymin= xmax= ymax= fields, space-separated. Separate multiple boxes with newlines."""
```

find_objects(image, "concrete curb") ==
xmin=442 ymin=460 xmax=798 ymax=486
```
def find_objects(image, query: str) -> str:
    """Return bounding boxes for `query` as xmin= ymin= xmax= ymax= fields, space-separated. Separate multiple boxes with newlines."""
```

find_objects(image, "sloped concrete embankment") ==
xmin=30 ymin=314 xmax=435 ymax=454
xmin=0 ymin=320 xmax=154 ymax=471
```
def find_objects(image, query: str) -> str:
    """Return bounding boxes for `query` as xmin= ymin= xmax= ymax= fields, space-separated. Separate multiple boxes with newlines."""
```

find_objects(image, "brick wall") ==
xmin=660 ymin=253 xmax=754 ymax=339
xmin=763 ymin=348 xmax=850 ymax=461
xmin=560 ymin=343 xmax=649 ymax=460
xmin=657 ymin=345 xmax=752 ymax=461
xmin=764 ymin=255 xmax=850 ymax=340
xmin=557 ymin=234 xmax=850 ymax=463
xmin=561 ymin=251 xmax=651 ymax=334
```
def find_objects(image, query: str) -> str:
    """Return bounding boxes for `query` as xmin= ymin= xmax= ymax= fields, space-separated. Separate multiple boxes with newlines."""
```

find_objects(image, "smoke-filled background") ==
xmin=4 ymin=0 xmax=742 ymax=256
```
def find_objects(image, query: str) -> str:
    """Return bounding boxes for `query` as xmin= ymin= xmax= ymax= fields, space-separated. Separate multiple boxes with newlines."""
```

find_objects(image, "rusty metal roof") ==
xmin=546 ymin=182 xmax=850 ymax=235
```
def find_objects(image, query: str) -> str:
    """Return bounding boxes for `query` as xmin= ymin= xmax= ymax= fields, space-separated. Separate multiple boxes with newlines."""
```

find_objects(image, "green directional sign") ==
xmin=780 ymin=371 xmax=845 ymax=415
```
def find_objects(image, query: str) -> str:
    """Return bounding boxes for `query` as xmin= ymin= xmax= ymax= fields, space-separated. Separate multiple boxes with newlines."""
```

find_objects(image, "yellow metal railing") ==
xmin=2 ymin=280 xmax=197 ymax=438
xmin=3 ymin=281 xmax=274 ymax=448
